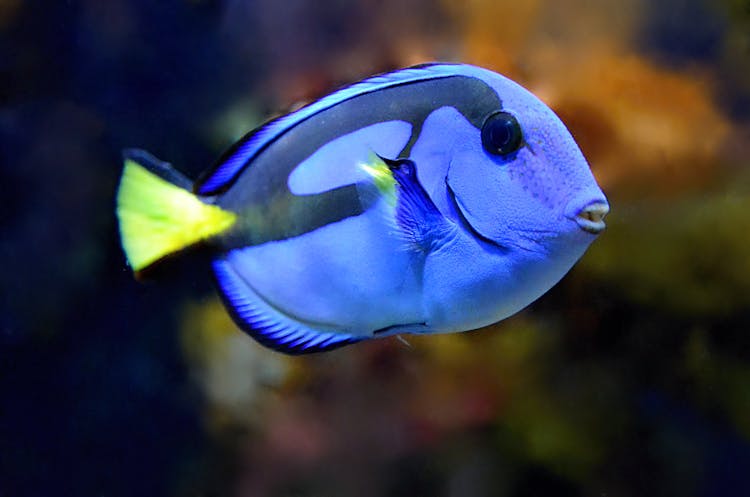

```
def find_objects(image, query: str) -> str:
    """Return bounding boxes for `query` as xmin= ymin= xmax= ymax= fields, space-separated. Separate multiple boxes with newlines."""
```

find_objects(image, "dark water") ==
xmin=2 ymin=1 xmax=750 ymax=496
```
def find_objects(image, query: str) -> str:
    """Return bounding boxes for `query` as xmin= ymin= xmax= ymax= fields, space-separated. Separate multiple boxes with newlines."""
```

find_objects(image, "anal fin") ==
xmin=212 ymin=257 xmax=361 ymax=354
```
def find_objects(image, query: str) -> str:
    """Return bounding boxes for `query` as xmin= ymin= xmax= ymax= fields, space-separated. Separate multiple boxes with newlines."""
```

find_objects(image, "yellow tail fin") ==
xmin=116 ymin=153 xmax=237 ymax=272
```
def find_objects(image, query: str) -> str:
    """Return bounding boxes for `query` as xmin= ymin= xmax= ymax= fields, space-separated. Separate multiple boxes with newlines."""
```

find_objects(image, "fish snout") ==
xmin=574 ymin=201 xmax=609 ymax=234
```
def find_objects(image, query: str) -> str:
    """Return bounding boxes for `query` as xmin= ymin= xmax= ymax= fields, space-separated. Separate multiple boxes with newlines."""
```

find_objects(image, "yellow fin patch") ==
xmin=116 ymin=159 xmax=237 ymax=272
xmin=360 ymin=152 xmax=396 ymax=206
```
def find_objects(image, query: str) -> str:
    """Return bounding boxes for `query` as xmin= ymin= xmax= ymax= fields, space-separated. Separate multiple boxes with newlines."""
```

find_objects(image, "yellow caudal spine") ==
xmin=116 ymin=158 xmax=236 ymax=273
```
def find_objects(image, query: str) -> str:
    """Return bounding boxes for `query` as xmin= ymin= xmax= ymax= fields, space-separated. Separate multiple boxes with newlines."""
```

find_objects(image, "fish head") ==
xmin=436 ymin=68 xmax=609 ymax=260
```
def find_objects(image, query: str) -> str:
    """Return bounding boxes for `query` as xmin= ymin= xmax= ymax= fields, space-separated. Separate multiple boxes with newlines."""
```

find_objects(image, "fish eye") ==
xmin=481 ymin=111 xmax=523 ymax=156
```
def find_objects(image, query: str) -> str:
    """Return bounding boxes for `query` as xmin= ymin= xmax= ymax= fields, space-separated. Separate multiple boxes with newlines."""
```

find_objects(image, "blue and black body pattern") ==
xmin=119 ymin=63 xmax=609 ymax=354
xmin=200 ymin=64 xmax=502 ymax=249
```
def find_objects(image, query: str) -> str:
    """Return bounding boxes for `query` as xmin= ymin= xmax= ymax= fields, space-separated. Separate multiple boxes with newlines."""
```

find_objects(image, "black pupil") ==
xmin=481 ymin=111 xmax=522 ymax=156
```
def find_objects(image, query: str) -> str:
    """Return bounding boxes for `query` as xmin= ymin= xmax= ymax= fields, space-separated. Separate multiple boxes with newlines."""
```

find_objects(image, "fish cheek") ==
xmin=446 ymin=149 xmax=521 ymax=241
xmin=448 ymin=146 xmax=561 ymax=244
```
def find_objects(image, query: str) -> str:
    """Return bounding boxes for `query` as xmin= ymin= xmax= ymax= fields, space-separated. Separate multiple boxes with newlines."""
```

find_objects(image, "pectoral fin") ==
xmin=362 ymin=155 xmax=456 ymax=252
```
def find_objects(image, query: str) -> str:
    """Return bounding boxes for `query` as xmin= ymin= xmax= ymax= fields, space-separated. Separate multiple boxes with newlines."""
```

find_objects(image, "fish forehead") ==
xmin=486 ymin=80 xmax=601 ymax=218
xmin=217 ymin=70 xmax=509 ymax=248
xmin=438 ymin=66 xmax=595 ymax=178
xmin=466 ymin=66 xmax=595 ymax=189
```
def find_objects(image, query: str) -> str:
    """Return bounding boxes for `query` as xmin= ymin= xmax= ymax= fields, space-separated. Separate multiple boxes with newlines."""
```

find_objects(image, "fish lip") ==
xmin=573 ymin=201 xmax=609 ymax=234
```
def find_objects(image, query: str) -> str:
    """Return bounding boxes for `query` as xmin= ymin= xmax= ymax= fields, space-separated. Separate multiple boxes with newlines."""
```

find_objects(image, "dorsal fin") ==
xmin=195 ymin=63 xmax=462 ymax=196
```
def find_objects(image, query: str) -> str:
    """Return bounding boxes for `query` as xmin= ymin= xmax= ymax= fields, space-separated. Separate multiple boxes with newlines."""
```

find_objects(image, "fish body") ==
xmin=116 ymin=63 xmax=609 ymax=354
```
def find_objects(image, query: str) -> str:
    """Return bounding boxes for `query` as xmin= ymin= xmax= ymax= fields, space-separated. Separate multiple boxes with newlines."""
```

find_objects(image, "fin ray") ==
xmin=363 ymin=155 xmax=457 ymax=252
xmin=116 ymin=151 xmax=237 ymax=272
xmin=212 ymin=257 xmax=361 ymax=354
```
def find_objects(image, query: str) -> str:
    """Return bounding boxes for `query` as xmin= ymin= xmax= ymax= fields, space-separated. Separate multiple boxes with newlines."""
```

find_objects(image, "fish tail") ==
xmin=116 ymin=149 xmax=237 ymax=273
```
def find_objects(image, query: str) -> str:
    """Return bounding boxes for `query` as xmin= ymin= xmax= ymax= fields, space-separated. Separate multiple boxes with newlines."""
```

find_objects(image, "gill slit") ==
xmin=445 ymin=179 xmax=510 ymax=252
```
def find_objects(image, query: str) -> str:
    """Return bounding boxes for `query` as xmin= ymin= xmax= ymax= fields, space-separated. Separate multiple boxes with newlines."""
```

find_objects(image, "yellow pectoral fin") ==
xmin=360 ymin=152 xmax=396 ymax=207
xmin=116 ymin=158 xmax=236 ymax=272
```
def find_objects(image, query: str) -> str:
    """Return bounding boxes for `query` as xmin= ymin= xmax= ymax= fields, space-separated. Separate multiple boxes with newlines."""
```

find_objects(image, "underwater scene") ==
xmin=2 ymin=0 xmax=750 ymax=495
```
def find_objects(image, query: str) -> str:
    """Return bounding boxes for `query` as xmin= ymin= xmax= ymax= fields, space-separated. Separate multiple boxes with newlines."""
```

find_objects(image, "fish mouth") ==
xmin=575 ymin=202 xmax=609 ymax=234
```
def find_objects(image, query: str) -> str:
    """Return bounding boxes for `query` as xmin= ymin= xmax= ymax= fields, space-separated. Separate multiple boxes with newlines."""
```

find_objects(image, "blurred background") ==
xmin=2 ymin=0 xmax=750 ymax=495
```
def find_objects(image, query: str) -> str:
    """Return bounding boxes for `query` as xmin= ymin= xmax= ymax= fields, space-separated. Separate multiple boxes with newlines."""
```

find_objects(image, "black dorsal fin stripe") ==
xmin=195 ymin=64 xmax=472 ymax=196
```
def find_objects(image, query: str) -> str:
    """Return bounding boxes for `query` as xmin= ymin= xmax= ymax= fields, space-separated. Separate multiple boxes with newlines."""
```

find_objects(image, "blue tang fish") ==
xmin=116 ymin=63 xmax=609 ymax=354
